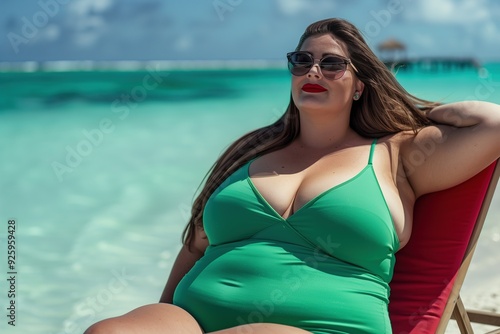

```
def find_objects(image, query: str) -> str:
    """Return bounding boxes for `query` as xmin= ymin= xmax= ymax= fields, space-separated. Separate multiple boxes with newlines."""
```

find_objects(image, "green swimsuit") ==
xmin=174 ymin=140 xmax=399 ymax=334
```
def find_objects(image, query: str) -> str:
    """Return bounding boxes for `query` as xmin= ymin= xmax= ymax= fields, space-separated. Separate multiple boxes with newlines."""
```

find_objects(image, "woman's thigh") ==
xmin=84 ymin=303 xmax=204 ymax=334
xmin=209 ymin=323 xmax=312 ymax=334
xmin=84 ymin=303 xmax=312 ymax=334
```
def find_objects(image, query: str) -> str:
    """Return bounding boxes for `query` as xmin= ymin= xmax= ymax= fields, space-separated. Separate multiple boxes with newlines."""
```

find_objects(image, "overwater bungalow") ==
xmin=377 ymin=38 xmax=480 ymax=72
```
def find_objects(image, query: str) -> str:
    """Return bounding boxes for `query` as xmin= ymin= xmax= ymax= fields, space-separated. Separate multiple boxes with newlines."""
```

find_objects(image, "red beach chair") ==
xmin=389 ymin=159 xmax=500 ymax=334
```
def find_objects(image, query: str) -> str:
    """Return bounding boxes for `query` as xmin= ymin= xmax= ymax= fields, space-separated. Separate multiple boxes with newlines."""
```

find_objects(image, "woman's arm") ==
xmin=159 ymin=227 xmax=208 ymax=303
xmin=401 ymin=101 xmax=500 ymax=198
xmin=425 ymin=101 xmax=500 ymax=127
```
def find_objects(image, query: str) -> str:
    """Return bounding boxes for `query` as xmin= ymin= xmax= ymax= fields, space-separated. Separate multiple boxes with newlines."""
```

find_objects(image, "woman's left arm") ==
xmin=401 ymin=101 xmax=500 ymax=198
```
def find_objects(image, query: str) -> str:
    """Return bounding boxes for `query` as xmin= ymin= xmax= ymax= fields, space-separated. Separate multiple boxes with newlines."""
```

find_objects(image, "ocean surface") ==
xmin=1 ymin=62 xmax=500 ymax=333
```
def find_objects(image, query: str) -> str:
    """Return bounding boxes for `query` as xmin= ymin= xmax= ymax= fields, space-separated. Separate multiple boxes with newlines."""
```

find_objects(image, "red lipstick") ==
xmin=302 ymin=83 xmax=327 ymax=93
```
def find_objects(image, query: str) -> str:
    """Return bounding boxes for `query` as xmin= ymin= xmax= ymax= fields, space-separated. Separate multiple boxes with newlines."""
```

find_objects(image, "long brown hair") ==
xmin=182 ymin=18 xmax=435 ymax=247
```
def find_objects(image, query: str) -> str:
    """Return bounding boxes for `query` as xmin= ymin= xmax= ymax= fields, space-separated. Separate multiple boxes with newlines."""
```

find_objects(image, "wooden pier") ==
xmin=377 ymin=39 xmax=480 ymax=72
xmin=383 ymin=57 xmax=481 ymax=72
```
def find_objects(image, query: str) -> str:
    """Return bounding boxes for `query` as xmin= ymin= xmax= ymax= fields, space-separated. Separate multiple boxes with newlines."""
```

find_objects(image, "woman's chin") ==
xmin=296 ymin=98 xmax=337 ymax=112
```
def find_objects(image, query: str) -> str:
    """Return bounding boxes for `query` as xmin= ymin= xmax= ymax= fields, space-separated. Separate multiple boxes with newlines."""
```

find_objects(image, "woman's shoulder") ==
xmin=376 ymin=129 xmax=436 ymax=166
xmin=377 ymin=130 xmax=416 ymax=148
xmin=378 ymin=127 xmax=442 ymax=149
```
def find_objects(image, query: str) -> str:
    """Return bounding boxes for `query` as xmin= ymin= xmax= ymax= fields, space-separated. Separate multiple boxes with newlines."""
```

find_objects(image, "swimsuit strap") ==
xmin=368 ymin=138 xmax=378 ymax=165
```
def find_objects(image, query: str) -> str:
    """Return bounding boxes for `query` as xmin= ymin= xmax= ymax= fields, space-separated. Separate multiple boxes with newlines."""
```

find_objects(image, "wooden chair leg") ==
xmin=485 ymin=330 xmax=500 ymax=334
xmin=453 ymin=295 xmax=475 ymax=334
xmin=450 ymin=294 xmax=500 ymax=333
xmin=466 ymin=309 xmax=500 ymax=327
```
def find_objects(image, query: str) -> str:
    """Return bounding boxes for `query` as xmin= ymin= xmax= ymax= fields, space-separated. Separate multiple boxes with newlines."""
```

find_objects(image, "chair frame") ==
xmin=436 ymin=160 xmax=500 ymax=334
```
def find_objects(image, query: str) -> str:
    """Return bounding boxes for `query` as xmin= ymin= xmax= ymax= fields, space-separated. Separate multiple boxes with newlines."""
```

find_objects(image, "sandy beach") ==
xmin=446 ymin=276 xmax=500 ymax=333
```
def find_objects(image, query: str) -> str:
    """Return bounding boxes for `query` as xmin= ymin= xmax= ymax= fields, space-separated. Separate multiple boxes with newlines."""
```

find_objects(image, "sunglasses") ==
xmin=286 ymin=51 xmax=358 ymax=80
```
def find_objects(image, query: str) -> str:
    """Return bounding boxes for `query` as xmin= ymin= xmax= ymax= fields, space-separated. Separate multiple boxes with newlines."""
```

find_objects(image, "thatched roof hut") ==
xmin=378 ymin=39 xmax=406 ymax=61
xmin=378 ymin=39 xmax=406 ymax=52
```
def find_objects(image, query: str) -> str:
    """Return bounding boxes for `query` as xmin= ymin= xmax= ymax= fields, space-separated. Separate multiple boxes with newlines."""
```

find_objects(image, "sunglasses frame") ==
xmin=286 ymin=51 xmax=358 ymax=79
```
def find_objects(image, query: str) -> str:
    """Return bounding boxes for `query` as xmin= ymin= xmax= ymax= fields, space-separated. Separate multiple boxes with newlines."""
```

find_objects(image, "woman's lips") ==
xmin=301 ymin=83 xmax=327 ymax=93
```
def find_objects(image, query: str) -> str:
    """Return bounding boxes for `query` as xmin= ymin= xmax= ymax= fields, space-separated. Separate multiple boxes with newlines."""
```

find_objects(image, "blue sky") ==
xmin=1 ymin=0 xmax=500 ymax=63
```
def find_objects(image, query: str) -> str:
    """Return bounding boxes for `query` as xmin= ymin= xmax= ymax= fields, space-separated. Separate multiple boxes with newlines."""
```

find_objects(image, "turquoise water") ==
xmin=1 ymin=64 xmax=500 ymax=333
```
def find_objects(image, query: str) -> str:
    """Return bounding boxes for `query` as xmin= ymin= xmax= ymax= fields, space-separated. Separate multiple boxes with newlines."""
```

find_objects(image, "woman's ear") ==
xmin=356 ymin=80 xmax=365 ymax=97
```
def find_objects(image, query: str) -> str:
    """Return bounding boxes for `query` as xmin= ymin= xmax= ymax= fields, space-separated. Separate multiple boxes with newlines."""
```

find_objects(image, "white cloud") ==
xmin=28 ymin=23 xmax=61 ymax=46
xmin=69 ymin=0 xmax=114 ymax=16
xmin=412 ymin=32 xmax=435 ymax=49
xmin=481 ymin=21 xmax=500 ymax=43
xmin=275 ymin=0 xmax=336 ymax=16
xmin=402 ymin=0 xmax=498 ymax=54
xmin=174 ymin=35 xmax=193 ymax=52
xmin=405 ymin=0 xmax=490 ymax=24
xmin=276 ymin=0 xmax=309 ymax=16
xmin=65 ymin=0 xmax=114 ymax=48
xmin=74 ymin=32 xmax=99 ymax=47
xmin=41 ymin=24 xmax=60 ymax=41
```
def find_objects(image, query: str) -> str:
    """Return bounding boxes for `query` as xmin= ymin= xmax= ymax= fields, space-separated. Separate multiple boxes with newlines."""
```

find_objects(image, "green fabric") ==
xmin=174 ymin=140 xmax=399 ymax=334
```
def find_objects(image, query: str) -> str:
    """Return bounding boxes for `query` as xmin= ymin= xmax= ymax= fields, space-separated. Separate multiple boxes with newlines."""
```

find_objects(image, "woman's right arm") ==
xmin=159 ymin=227 xmax=208 ymax=303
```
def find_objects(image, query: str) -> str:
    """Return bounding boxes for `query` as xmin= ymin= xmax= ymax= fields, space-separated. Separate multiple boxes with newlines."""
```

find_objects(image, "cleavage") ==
xmin=248 ymin=157 xmax=369 ymax=219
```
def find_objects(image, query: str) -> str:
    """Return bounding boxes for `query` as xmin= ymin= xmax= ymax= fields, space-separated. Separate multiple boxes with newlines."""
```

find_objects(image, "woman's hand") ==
xmin=401 ymin=101 xmax=500 ymax=198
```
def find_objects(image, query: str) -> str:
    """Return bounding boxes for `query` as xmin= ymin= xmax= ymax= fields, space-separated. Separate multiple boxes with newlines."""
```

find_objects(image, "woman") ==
xmin=85 ymin=18 xmax=500 ymax=334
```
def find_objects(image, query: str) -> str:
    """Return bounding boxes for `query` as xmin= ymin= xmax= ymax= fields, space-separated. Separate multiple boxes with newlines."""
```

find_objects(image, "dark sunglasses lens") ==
xmin=321 ymin=57 xmax=347 ymax=73
xmin=288 ymin=53 xmax=312 ymax=76
xmin=287 ymin=53 xmax=349 ymax=79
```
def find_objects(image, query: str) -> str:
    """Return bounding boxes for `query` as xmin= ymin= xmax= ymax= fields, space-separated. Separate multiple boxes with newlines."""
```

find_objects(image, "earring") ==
xmin=353 ymin=92 xmax=360 ymax=101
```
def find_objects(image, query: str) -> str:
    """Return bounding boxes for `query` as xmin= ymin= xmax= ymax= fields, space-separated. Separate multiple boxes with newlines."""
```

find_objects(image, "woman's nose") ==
xmin=307 ymin=64 xmax=322 ymax=77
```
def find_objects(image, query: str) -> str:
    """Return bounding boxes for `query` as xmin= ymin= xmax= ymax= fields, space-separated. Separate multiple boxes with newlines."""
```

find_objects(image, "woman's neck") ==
xmin=296 ymin=110 xmax=354 ymax=150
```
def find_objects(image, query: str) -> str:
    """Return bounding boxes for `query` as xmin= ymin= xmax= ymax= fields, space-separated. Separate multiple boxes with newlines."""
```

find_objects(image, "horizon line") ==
xmin=1 ymin=57 xmax=499 ymax=73
xmin=0 ymin=59 xmax=288 ymax=72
